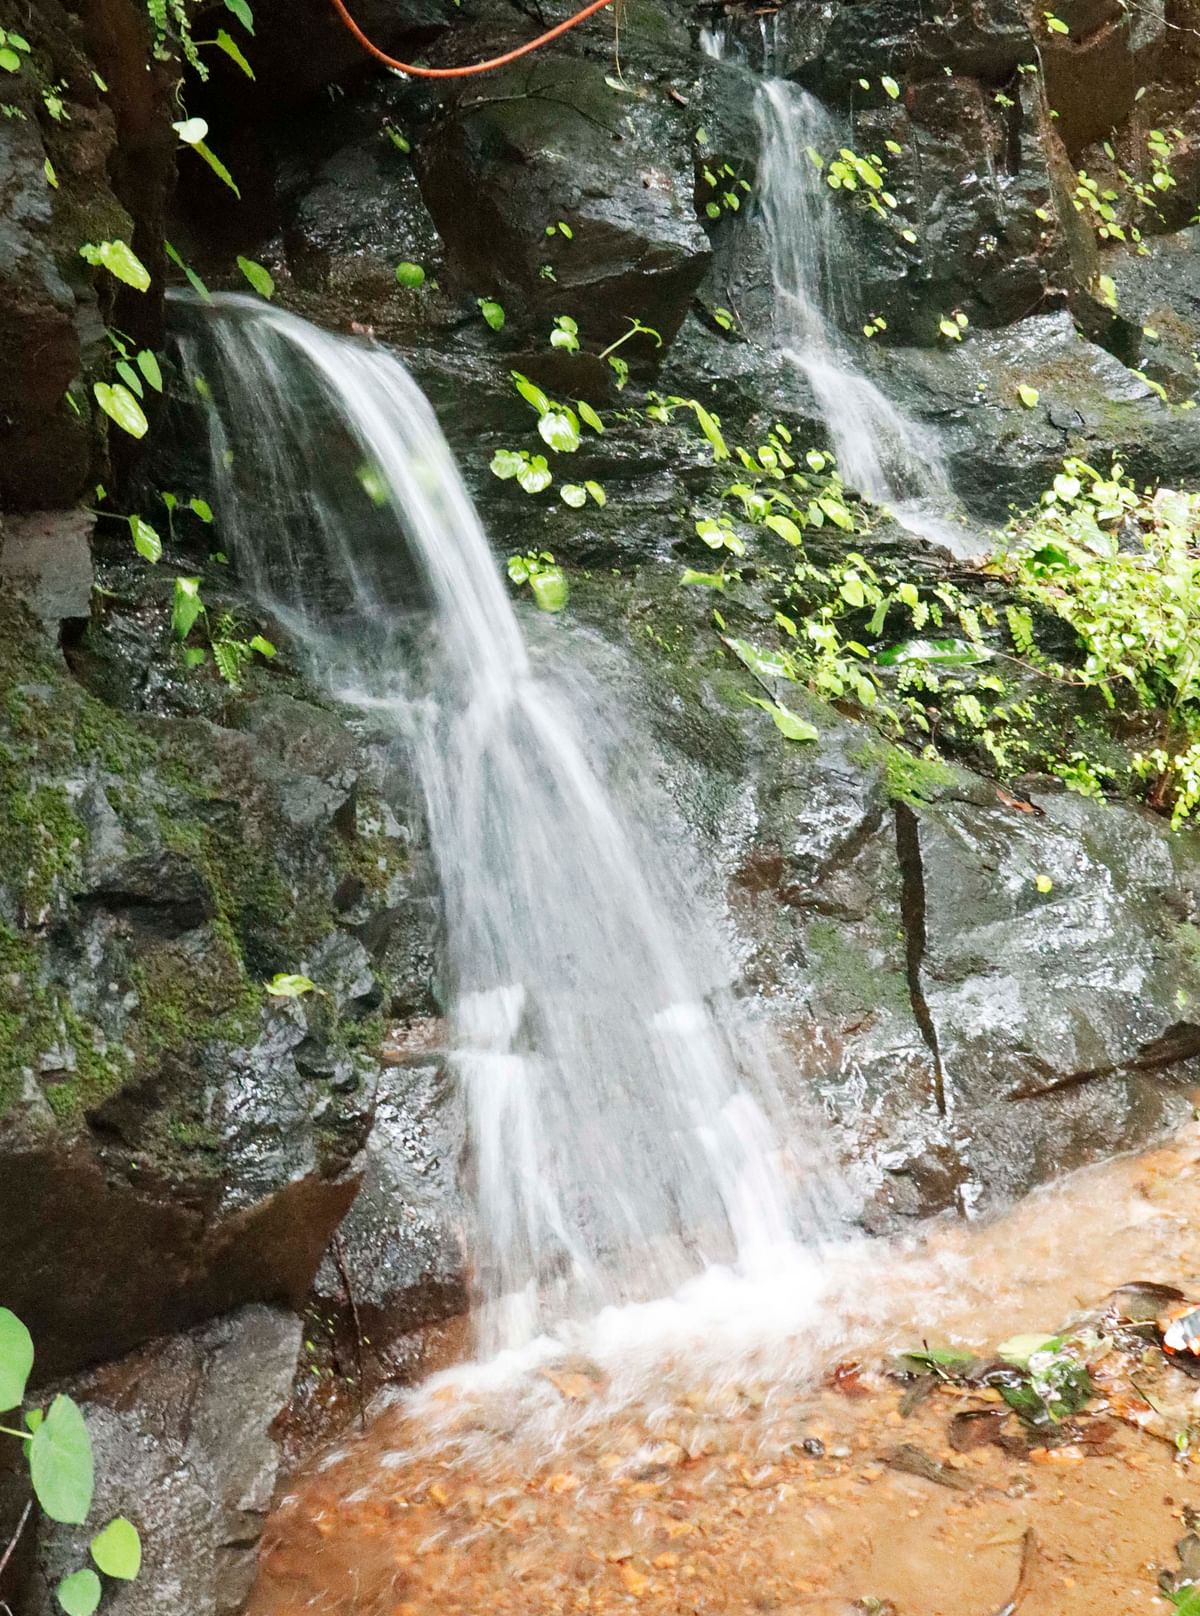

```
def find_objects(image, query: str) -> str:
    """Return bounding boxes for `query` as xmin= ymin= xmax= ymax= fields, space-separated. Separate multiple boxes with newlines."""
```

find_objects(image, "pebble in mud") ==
xmin=247 ymin=1129 xmax=1200 ymax=1616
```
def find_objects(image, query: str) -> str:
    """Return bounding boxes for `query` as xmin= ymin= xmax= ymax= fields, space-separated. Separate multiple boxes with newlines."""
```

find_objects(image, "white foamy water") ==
xmin=173 ymin=294 xmax=844 ymax=1357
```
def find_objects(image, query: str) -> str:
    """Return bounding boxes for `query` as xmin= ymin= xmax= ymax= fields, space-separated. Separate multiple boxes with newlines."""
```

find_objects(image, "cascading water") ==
xmin=174 ymin=294 xmax=837 ymax=1354
xmin=704 ymin=28 xmax=978 ymax=554
xmin=754 ymin=77 xmax=952 ymax=517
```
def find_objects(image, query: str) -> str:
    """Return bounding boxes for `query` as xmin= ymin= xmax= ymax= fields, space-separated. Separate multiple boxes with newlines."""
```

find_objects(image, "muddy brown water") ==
xmin=249 ymin=1126 xmax=1200 ymax=1615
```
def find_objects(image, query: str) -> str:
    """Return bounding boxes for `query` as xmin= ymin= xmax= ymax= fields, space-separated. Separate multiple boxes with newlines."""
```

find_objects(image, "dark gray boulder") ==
xmin=414 ymin=51 xmax=712 ymax=349
xmin=31 ymin=1306 xmax=302 ymax=1616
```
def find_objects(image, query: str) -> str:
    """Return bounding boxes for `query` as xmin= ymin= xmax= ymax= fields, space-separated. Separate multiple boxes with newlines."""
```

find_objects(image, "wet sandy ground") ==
xmin=249 ymin=1126 xmax=1200 ymax=1615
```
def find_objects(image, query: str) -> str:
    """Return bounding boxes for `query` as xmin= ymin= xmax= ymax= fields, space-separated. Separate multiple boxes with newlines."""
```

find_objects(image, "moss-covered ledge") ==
xmin=0 ymin=594 xmax=432 ymax=1377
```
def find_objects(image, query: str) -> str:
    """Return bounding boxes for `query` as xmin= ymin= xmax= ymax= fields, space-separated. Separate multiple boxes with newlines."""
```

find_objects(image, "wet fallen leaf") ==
xmin=947 ymin=1410 xmax=1009 ymax=1452
xmin=829 ymin=1361 xmax=871 ymax=1398
xmin=883 ymin=1444 xmax=972 ymax=1490
xmin=1105 ymin=1281 xmax=1187 ymax=1324
xmin=619 ymin=1564 xmax=648 ymax=1595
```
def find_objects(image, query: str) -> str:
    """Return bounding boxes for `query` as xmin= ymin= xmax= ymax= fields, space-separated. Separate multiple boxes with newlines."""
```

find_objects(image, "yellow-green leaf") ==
xmin=93 ymin=382 xmax=148 ymax=439
xmin=237 ymin=255 xmax=274 ymax=298
xmin=214 ymin=27 xmax=254 ymax=77
xmin=90 ymin=1517 xmax=141 ymax=1580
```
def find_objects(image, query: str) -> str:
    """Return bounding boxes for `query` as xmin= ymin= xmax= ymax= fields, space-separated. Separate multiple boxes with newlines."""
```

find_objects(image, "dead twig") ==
xmin=990 ymin=1528 xmax=1039 ymax=1616
xmin=331 ymin=1231 xmax=369 ymax=1432
xmin=0 ymin=1499 xmax=33 ymax=1587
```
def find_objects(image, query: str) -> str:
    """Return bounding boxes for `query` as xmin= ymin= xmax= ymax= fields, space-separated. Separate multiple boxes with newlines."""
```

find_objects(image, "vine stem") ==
xmin=0 ymin=1500 xmax=32 ymax=1586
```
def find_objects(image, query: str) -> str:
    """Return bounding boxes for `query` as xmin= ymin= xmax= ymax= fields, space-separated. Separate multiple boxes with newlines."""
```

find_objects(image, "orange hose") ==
xmin=326 ymin=0 xmax=617 ymax=77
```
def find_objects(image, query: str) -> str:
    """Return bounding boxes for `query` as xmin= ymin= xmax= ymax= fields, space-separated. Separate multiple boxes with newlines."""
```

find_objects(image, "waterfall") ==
xmin=173 ymin=294 xmax=836 ymax=1353
xmin=703 ymin=28 xmax=976 ymax=553
xmin=754 ymin=79 xmax=956 ymax=526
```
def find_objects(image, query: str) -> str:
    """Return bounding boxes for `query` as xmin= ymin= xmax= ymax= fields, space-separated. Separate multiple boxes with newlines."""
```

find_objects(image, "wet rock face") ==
xmin=782 ymin=0 xmax=1033 ymax=99
xmin=851 ymin=77 xmax=1071 ymax=341
xmin=883 ymin=310 xmax=1200 ymax=518
xmin=574 ymin=565 xmax=1200 ymax=1228
xmin=31 ymin=1306 xmax=302 ymax=1616
xmin=0 ymin=594 xmax=440 ymax=1378
xmin=413 ymin=52 xmax=711 ymax=350
xmin=0 ymin=0 xmax=175 ymax=510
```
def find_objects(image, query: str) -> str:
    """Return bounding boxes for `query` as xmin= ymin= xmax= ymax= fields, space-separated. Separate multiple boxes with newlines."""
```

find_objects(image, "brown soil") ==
xmin=248 ymin=1127 xmax=1200 ymax=1616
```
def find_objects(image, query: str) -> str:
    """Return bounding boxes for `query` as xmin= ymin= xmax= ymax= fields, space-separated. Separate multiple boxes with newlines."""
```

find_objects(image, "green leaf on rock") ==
xmin=129 ymin=515 xmax=162 ymax=563
xmin=31 ymin=1396 xmax=94 ymax=1525
xmin=165 ymin=241 xmax=212 ymax=303
xmin=171 ymin=576 xmax=204 ymax=641
xmin=877 ymin=637 xmax=989 ymax=668
xmin=55 ymin=1570 xmax=101 ymax=1616
xmin=394 ymin=261 xmax=425 ymax=289
xmin=93 ymin=382 xmax=148 ymax=439
xmin=0 ymin=1309 xmax=33 ymax=1412
xmin=511 ymin=371 xmax=551 ymax=416
xmin=746 ymin=696 xmax=818 ymax=743
xmin=516 ymin=456 xmax=552 ymax=495
xmin=136 ymin=350 xmax=163 ymax=392
xmin=193 ymin=140 xmax=240 ymax=197
xmin=224 ymin=0 xmax=255 ymax=32
xmin=79 ymin=240 xmax=151 ymax=292
xmin=91 ymin=1516 xmax=142 ymax=1580
xmin=214 ymin=28 xmax=254 ymax=76
xmin=266 ymin=973 xmax=315 ymax=998
xmin=478 ymin=298 xmax=505 ymax=330
xmin=530 ymin=567 xmax=569 ymax=613
xmin=538 ymin=409 xmax=581 ymax=454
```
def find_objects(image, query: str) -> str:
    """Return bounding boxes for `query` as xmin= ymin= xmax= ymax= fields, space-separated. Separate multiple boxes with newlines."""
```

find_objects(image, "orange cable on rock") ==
xmin=326 ymin=0 xmax=617 ymax=77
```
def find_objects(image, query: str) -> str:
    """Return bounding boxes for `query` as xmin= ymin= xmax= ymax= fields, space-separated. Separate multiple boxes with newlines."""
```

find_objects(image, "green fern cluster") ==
xmin=145 ymin=0 xmax=207 ymax=78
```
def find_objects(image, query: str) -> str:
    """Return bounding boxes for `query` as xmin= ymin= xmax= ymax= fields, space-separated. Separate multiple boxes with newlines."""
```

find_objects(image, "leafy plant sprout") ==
xmin=0 ymin=1309 xmax=141 ymax=1614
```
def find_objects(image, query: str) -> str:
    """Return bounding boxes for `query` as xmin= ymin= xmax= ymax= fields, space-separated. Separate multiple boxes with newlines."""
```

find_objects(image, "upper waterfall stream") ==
xmin=175 ymin=294 xmax=837 ymax=1356
xmin=703 ymin=25 xmax=981 ymax=557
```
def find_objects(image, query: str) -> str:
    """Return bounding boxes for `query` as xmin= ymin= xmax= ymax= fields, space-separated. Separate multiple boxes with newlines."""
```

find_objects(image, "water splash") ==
xmin=173 ymin=294 xmax=841 ymax=1353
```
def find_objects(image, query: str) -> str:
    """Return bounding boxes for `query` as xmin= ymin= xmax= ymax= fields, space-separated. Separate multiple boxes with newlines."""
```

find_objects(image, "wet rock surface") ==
xmin=568 ymin=563 xmax=1200 ymax=1224
xmin=0 ymin=0 xmax=175 ymax=510
xmin=32 ymin=1306 xmax=302 ymax=1616
xmin=4 ymin=0 xmax=1200 ymax=1605
xmin=0 ymin=590 xmax=439 ymax=1378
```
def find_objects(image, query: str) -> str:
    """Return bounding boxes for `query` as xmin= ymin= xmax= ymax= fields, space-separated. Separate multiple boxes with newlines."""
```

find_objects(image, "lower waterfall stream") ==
xmin=176 ymin=294 xmax=840 ymax=1356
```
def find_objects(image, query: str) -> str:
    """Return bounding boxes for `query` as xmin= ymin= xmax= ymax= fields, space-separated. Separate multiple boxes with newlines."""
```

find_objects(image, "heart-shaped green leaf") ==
xmin=55 ymin=1570 xmax=101 ymax=1616
xmin=91 ymin=1515 xmax=142 ymax=1580
xmin=31 ymin=1396 xmax=94 ymax=1524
